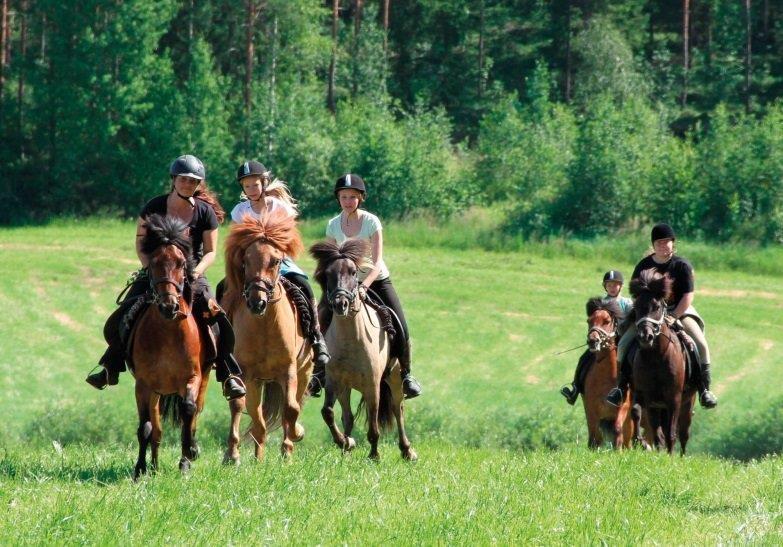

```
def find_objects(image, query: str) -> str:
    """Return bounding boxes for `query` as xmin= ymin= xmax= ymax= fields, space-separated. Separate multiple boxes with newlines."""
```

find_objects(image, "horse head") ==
xmin=630 ymin=269 xmax=672 ymax=350
xmin=585 ymin=297 xmax=620 ymax=352
xmin=311 ymin=239 xmax=369 ymax=317
xmin=225 ymin=211 xmax=303 ymax=316
xmin=141 ymin=214 xmax=194 ymax=320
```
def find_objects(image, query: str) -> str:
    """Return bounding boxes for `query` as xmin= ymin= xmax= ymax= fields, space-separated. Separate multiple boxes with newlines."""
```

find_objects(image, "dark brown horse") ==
xmin=581 ymin=298 xmax=636 ymax=449
xmin=310 ymin=239 xmax=416 ymax=461
xmin=630 ymin=269 xmax=697 ymax=455
xmin=221 ymin=211 xmax=312 ymax=462
xmin=131 ymin=215 xmax=210 ymax=478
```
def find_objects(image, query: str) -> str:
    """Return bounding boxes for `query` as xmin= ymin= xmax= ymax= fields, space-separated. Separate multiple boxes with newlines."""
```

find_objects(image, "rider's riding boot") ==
xmin=222 ymin=373 xmax=246 ymax=400
xmin=308 ymin=303 xmax=332 ymax=398
xmin=560 ymin=350 xmax=593 ymax=405
xmin=606 ymin=356 xmax=631 ymax=407
xmin=311 ymin=333 xmax=331 ymax=369
xmin=698 ymin=362 xmax=718 ymax=409
xmin=209 ymin=307 xmax=246 ymax=400
xmin=307 ymin=362 xmax=326 ymax=398
xmin=86 ymin=345 xmax=123 ymax=389
xmin=399 ymin=339 xmax=422 ymax=399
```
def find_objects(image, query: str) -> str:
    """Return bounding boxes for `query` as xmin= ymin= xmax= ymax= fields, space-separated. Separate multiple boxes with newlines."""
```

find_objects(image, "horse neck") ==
xmin=593 ymin=345 xmax=618 ymax=375
xmin=332 ymin=301 xmax=372 ymax=340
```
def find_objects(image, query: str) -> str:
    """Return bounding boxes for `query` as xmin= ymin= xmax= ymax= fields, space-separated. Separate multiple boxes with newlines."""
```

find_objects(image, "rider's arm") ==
xmin=135 ymin=217 xmax=150 ymax=268
xmin=671 ymin=292 xmax=694 ymax=319
xmin=194 ymin=228 xmax=217 ymax=278
xmin=361 ymin=230 xmax=383 ymax=288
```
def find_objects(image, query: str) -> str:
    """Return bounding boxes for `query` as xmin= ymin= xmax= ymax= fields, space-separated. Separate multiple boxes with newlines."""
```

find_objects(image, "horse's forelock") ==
xmin=586 ymin=297 xmax=621 ymax=322
xmin=141 ymin=214 xmax=192 ymax=260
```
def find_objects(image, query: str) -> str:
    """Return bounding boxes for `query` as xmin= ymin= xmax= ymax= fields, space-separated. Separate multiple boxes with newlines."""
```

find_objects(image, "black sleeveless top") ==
xmin=140 ymin=194 xmax=219 ymax=263
xmin=632 ymin=254 xmax=695 ymax=307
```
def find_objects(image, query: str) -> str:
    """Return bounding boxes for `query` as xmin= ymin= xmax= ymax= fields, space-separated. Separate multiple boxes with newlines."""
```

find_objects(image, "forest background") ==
xmin=1 ymin=0 xmax=782 ymax=243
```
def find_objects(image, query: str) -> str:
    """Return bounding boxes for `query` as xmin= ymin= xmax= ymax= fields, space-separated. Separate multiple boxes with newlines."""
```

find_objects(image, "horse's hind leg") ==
xmin=365 ymin=388 xmax=381 ymax=461
xmin=224 ymin=395 xmax=246 ymax=465
xmin=665 ymin=403 xmax=681 ymax=455
xmin=387 ymin=372 xmax=416 ymax=461
xmin=134 ymin=383 xmax=152 ymax=480
xmin=280 ymin=372 xmax=301 ymax=458
xmin=148 ymin=393 xmax=162 ymax=473
xmin=339 ymin=389 xmax=354 ymax=438
xmin=678 ymin=393 xmax=695 ymax=456
xmin=178 ymin=382 xmax=199 ymax=473
xmin=321 ymin=385 xmax=353 ymax=452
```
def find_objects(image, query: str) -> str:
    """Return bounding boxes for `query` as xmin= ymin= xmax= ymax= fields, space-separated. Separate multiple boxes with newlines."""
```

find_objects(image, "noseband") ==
xmin=149 ymin=273 xmax=185 ymax=305
xmin=328 ymin=285 xmax=360 ymax=316
xmin=242 ymin=275 xmax=281 ymax=304
xmin=636 ymin=305 xmax=665 ymax=338
xmin=587 ymin=322 xmax=616 ymax=350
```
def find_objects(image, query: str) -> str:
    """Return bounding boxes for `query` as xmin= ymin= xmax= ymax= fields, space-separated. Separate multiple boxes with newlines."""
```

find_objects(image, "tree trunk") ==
xmin=1 ymin=0 xmax=8 ymax=96
xmin=18 ymin=0 xmax=26 ymax=149
xmin=244 ymin=0 xmax=257 ymax=153
xmin=268 ymin=15 xmax=277 ymax=156
xmin=382 ymin=0 xmax=389 ymax=57
xmin=351 ymin=0 xmax=363 ymax=98
xmin=682 ymin=0 xmax=689 ymax=108
xmin=565 ymin=1 xmax=572 ymax=103
xmin=477 ymin=0 xmax=485 ymax=100
xmin=327 ymin=0 xmax=338 ymax=112
xmin=745 ymin=0 xmax=752 ymax=113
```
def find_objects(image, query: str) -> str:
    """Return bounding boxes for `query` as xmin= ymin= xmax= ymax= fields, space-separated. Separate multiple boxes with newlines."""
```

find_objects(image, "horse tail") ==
xmin=357 ymin=381 xmax=395 ymax=432
xmin=262 ymin=382 xmax=284 ymax=432
xmin=160 ymin=394 xmax=184 ymax=425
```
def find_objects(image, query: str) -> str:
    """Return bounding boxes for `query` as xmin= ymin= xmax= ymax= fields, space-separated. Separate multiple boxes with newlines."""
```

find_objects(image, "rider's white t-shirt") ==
xmin=326 ymin=210 xmax=390 ymax=282
xmin=230 ymin=197 xmax=296 ymax=223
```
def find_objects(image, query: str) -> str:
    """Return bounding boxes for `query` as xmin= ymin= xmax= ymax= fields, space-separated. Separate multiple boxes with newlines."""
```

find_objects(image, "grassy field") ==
xmin=1 ymin=215 xmax=782 ymax=544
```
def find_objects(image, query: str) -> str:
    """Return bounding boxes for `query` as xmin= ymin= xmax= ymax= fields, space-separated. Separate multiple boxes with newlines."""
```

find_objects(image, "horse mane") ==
xmin=630 ymin=268 xmax=673 ymax=301
xmin=310 ymin=239 xmax=370 ymax=295
xmin=585 ymin=297 xmax=622 ymax=322
xmin=141 ymin=214 xmax=196 ymax=281
xmin=224 ymin=209 xmax=303 ymax=292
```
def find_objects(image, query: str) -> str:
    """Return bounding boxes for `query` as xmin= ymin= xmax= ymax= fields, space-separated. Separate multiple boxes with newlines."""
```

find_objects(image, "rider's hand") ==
xmin=358 ymin=284 xmax=368 ymax=301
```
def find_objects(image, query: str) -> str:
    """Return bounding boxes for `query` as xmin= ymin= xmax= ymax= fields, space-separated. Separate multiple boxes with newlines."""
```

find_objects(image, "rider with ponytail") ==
xmin=86 ymin=155 xmax=246 ymax=400
xmin=308 ymin=173 xmax=423 ymax=400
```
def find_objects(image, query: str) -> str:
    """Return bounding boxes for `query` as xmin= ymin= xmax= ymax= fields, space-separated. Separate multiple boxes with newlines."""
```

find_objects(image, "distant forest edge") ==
xmin=1 ymin=1 xmax=782 ymax=243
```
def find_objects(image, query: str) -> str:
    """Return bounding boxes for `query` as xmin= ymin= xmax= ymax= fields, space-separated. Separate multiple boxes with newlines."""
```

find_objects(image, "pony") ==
xmin=310 ymin=239 xmax=416 ymax=461
xmin=581 ymin=298 xmax=638 ymax=449
xmin=221 ymin=211 xmax=312 ymax=461
xmin=131 ymin=214 xmax=210 ymax=478
xmin=629 ymin=269 xmax=697 ymax=455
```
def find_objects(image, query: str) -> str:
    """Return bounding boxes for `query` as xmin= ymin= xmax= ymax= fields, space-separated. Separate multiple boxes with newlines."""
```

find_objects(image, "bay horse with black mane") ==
xmin=581 ymin=298 xmax=637 ymax=449
xmin=131 ymin=214 xmax=211 ymax=478
xmin=630 ymin=269 xmax=697 ymax=455
xmin=221 ymin=211 xmax=313 ymax=462
xmin=310 ymin=239 xmax=416 ymax=461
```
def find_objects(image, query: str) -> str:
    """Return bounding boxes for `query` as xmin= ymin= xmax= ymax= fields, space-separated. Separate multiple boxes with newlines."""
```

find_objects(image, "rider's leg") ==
xmin=282 ymin=272 xmax=331 ymax=368
xmin=560 ymin=350 xmax=594 ymax=405
xmin=308 ymin=301 xmax=332 ymax=398
xmin=606 ymin=323 xmax=637 ymax=406
xmin=86 ymin=275 xmax=148 ymax=390
xmin=680 ymin=316 xmax=717 ymax=409
xmin=369 ymin=277 xmax=421 ymax=399
xmin=192 ymin=277 xmax=245 ymax=400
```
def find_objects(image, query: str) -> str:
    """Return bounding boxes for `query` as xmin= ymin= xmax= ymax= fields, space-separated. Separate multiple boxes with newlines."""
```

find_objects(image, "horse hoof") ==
xmin=343 ymin=437 xmax=356 ymax=452
xmin=179 ymin=458 xmax=191 ymax=473
xmin=133 ymin=466 xmax=146 ymax=481
xmin=292 ymin=422 xmax=305 ymax=443
xmin=189 ymin=441 xmax=201 ymax=461
xmin=368 ymin=452 xmax=380 ymax=462
xmin=403 ymin=449 xmax=418 ymax=462
xmin=223 ymin=452 xmax=241 ymax=466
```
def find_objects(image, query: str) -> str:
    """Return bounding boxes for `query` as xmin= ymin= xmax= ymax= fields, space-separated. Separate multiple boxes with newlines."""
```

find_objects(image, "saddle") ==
xmin=626 ymin=328 xmax=700 ymax=390
xmin=363 ymin=290 xmax=402 ymax=360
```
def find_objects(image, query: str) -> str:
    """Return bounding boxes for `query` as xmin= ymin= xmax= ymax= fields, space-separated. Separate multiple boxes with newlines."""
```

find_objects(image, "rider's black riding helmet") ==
xmin=603 ymin=270 xmax=624 ymax=285
xmin=170 ymin=154 xmax=206 ymax=180
xmin=334 ymin=173 xmax=367 ymax=199
xmin=236 ymin=160 xmax=269 ymax=182
xmin=651 ymin=223 xmax=676 ymax=243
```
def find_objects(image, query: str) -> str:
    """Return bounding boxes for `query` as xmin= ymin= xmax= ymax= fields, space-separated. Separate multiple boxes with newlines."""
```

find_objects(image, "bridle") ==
xmin=148 ymin=247 xmax=189 ymax=317
xmin=636 ymin=302 xmax=666 ymax=339
xmin=587 ymin=319 xmax=616 ymax=351
xmin=328 ymin=277 xmax=361 ymax=317
xmin=242 ymin=275 xmax=281 ymax=304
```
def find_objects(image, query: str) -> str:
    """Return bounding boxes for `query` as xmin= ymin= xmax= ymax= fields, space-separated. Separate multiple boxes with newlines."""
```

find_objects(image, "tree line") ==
xmin=1 ymin=1 xmax=782 ymax=242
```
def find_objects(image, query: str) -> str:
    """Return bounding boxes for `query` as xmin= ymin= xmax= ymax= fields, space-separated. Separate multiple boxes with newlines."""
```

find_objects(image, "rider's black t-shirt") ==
xmin=140 ymin=194 xmax=219 ymax=264
xmin=632 ymin=255 xmax=695 ymax=307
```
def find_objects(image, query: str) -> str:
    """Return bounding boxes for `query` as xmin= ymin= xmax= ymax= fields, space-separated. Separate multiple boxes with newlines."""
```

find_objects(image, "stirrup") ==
xmin=699 ymin=389 xmax=718 ymax=409
xmin=605 ymin=387 xmax=623 ymax=407
xmin=86 ymin=365 xmax=117 ymax=390
xmin=559 ymin=384 xmax=578 ymax=405
xmin=308 ymin=371 xmax=325 ymax=398
xmin=222 ymin=376 xmax=246 ymax=400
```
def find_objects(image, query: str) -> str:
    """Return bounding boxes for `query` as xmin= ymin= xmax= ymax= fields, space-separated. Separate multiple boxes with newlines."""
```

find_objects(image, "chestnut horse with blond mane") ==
xmin=131 ymin=215 xmax=211 ymax=479
xmin=581 ymin=298 xmax=637 ymax=449
xmin=310 ymin=239 xmax=416 ymax=461
xmin=220 ymin=211 xmax=313 ymax=461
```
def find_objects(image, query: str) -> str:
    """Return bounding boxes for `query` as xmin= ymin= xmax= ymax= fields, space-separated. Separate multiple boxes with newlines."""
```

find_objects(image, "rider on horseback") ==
xmin=86 ymin=155 xmax=246 ymax=400
xmin=605 ymin=223 xmax=718 ymax=409
xmin=227 ymin=160 xmax=331 ymax=370
xmin=560 ymin=270 xmax=633 ymax=404
xmin=307 ymin=174 xmax=423 ymax=400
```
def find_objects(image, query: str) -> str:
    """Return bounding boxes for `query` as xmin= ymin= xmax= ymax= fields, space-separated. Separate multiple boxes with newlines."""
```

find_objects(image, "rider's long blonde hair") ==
xmin=240 ymin=173 xmax=299 ymax=217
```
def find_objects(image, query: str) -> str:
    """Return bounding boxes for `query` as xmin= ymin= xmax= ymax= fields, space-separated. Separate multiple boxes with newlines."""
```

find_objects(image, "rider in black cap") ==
xmin=308 ymin=173 xmax=423 ymax=399
xmin=227 ymin=160 xmax=331 ymax=369
xmin=86 ymin=155 xmax=246 ymax=400
xmin=559 ymin=270 xmax=633 ymax=404
xmin=605 ymin=223 xmax=718 ymax=409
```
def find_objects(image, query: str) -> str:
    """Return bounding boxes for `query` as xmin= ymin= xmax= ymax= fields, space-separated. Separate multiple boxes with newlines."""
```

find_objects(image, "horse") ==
xmin=310 ymin=239 xmax=416 ymax=461
xmin=221 ymin=211 xmax=312 ymax=462
xmin=629 ymin=269 xmax=697 ymax=455
xmin=581 ymin=298 xmax=637 ymax=449
xmin=131 ymin=214 xmax=210 ymax=479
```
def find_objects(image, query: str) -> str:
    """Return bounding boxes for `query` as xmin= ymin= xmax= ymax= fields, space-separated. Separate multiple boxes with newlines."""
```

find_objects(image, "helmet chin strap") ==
xmin=176 ymin=192 xmax=196 ymax=207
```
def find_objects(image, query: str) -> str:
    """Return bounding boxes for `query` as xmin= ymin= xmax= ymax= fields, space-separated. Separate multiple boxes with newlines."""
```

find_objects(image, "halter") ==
xmin=636 ymin=305 xmax=666 ymax=338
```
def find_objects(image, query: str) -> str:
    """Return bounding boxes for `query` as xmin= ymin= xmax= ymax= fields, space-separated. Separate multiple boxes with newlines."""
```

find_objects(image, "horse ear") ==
xmin=629 ymin=278 xmax=643 ymax=298
xmin=586 ymin=298 xmax=600 ymax=317
xmin=647 ymin=273 xmax=672 ymax=300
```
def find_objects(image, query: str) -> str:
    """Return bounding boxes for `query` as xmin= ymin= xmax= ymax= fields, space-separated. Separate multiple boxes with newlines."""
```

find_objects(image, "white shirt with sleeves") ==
xmin=326 ymin=210 xmax=390 ymax=282
xmin=230 ymin=196 xmax=296 ymax=224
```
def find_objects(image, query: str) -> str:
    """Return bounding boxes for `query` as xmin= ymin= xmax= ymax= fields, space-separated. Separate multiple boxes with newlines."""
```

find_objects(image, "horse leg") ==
xmin=148 ymin=393 xmax=162 ymax=473
xmin=280 ymin=372 xmax=301 ymax=459
xmin=665 ymin=399 xmax=681 ymax=455
xmin=134 ymin=383 xmax=152 ymax=480
xmin=678 ymin=393 xmax=695 ymax=456
xmin=339 ymin=389 xmax=355 ymax=438
xmin=365 ymin=388 xmax=381 ymax=461
xmin=190 ymin=371 xmax=211 ymax=461
xmin=291 ymin=365 xmax=310 ymax=443
xmin=245 ymin=382 xmax=267 ymax=460
xmin=647 ymin=407 xmax=662 ymax=451
xmin=178 ymin=382 xmax=199 ymax=474
xmin=612 ymin=403 xmax=631 ymax=450
xmin=224 ymin=395 xmax=246 ymax=465
xmin=321 ymin=384 xmax=353 ymax=451
xmin=387 ymin=371 xmax=416 ymax=461
xmin=586 ymin=407 xmax=601 ymax=450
